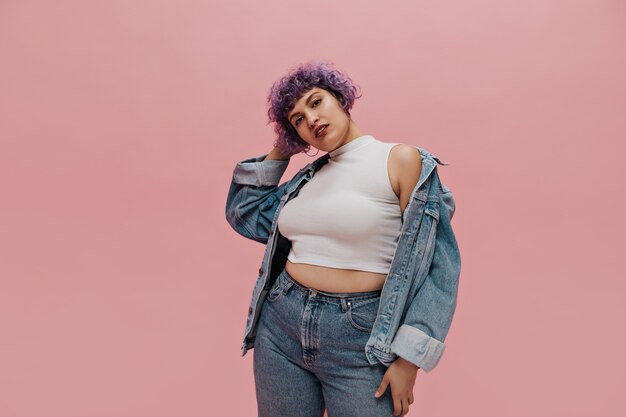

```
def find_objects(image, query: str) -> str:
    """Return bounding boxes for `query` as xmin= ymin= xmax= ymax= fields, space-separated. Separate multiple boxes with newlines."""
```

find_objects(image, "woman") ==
xmin=225 ymin=60 xmax=462 ymax=417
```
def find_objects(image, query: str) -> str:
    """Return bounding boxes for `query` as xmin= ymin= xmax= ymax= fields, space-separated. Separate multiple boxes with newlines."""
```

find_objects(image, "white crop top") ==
xmin=276 ymin=134 xmax=403 ymax=274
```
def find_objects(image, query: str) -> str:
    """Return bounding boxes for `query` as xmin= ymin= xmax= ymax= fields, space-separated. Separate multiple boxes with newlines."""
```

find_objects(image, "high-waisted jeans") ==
xmin=253 ymin=266 xmax=396 ymax=417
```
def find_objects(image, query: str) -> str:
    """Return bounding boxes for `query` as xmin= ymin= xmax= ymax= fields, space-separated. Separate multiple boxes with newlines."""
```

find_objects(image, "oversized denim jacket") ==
xmin=225 ymin=146 xmax=461 ymax=372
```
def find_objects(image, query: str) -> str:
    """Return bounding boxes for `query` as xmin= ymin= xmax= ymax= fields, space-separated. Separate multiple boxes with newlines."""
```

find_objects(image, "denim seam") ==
xmin=233 ymin=187 xmax=259 ymax=241
xmin=347 ymin=313 xmax=373 ymax=332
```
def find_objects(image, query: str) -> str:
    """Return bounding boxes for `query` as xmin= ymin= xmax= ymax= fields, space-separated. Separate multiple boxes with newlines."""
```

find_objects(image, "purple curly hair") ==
xmin=266 ymin=60 xmax=362 ymax=156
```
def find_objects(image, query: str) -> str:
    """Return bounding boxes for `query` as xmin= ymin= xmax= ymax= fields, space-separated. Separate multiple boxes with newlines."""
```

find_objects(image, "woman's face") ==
xmin=287 ymin=87 xmax=360 ymax=153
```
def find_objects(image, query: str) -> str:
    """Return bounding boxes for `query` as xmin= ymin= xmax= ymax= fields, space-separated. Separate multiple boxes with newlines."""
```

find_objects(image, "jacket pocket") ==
xmin=346 ymin=296 xmax=381 ymax=332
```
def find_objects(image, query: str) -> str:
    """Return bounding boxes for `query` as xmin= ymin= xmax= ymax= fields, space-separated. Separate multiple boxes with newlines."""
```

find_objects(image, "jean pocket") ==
xmin=346 ymin=297 xmax=380 ymax=332
xmin=266 ymin=272 xmax=293 ymax=304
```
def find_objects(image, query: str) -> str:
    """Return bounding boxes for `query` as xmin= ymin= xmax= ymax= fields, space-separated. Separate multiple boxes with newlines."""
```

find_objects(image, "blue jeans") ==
xmin=253 ymin=267 xmax=396 ymax=417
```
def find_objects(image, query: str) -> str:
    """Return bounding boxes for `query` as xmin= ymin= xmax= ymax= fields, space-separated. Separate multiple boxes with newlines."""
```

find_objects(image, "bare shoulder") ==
xmin=387 ymin=144 xmax=422 ymax=211
xmin=389 ymin=144 xmax=422 ymax=167
xmin=388 ymin=144 xmax=422 ymax=187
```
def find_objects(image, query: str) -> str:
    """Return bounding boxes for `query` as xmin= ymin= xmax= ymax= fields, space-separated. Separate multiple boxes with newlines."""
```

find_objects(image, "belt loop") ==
xmin=340 ymin=298 xmax=348 ymax=312
xmin=283 ymin=278 xmax=294 ymax=293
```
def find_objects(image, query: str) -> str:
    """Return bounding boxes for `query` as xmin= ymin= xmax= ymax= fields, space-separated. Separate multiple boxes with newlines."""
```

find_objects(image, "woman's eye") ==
xmin=294 ymin=99 xmax=320 ymax=127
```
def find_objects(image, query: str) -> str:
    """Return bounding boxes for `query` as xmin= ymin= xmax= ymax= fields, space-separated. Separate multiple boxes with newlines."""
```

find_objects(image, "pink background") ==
xmin=1 ymin=0 xmax=625 ymax=416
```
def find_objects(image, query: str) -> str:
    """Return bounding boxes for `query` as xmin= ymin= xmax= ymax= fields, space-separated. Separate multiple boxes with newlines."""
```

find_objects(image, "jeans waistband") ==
xmin=279 ymin=267 xmax=382 ymax=302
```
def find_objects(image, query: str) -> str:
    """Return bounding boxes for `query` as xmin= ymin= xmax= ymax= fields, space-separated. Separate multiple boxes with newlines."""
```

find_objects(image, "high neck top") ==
xmin=277 ymin=135 xmax=403 ymax=274
xmin=328 ymin=135 xmax=375 ymax=159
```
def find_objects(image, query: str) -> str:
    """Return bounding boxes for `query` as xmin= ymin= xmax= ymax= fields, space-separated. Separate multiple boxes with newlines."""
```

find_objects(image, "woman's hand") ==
xmin=265 ymin=146 xmax=294 ymax=161
xmin=374 ymin=356 xmax=419 ymax=416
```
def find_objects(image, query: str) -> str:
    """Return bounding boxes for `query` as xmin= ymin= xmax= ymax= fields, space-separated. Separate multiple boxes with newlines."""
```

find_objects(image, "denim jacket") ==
xmin=225 ymin=146 xmax=461 ymax=372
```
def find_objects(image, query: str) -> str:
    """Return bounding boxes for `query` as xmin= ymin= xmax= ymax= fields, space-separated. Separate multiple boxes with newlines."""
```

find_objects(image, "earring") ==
xmin=305 ymin=147 xmax=320 ymax=157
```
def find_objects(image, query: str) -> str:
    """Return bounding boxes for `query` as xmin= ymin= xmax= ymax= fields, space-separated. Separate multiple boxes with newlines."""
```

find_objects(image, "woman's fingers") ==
xmin=375 ymin=374 xmax=390 ymax=398
xmin=392 ymin=393 xmax=401 ymax=416
xmin=392 ymin=394 xmax=411 ymax=416
xmin=392 ymin=390 xmax=416 ymax=416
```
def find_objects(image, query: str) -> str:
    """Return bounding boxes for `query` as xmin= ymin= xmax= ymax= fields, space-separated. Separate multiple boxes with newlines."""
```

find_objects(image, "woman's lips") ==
xmin=316 ymin=124 xmax=329 ymax=138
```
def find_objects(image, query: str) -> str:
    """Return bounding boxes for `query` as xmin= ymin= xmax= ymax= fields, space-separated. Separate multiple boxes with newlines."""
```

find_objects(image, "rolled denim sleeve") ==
xmin=390 ymin=190 xmax=461 ymax=372
xmin=232 ymin=153 xmax=291 ymax=187
xmin=225 ymin=153 xmax=291 ymax=244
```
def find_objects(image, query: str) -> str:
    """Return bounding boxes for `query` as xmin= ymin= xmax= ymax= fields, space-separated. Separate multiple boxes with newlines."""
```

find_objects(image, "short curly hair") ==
xmin=266 ymin=59 xmax=362 ymax=156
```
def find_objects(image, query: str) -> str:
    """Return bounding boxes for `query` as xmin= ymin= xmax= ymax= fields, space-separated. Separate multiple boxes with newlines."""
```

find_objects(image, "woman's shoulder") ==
xmin=375 ymin=137 xmax=419 ymax=150
xmin=378 ymin=137 xmax=422 ymax=161
xmin=387 ymin=143 xmax=422 ymax=170
xmin=376 ymin=138 xmax=440 ymax=163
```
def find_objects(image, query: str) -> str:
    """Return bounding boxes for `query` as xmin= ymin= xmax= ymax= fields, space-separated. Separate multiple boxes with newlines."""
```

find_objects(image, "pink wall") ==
xmin=1 ymin=0 xmax=624 ymax=416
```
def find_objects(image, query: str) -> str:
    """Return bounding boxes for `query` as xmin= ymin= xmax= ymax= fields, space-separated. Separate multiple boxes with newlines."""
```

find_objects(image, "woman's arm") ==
xmin=385 ymin=147 xmax=461 ymax=372
xmin=265 ymin=146 xmax=293 ymax=161
xmin=376 ymin=145 xmax=422 ymax=416
xmin=225 ymin=147 xmax=293 ymax=244
xmin=389 ymin=186 xmax=461 ymax=372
